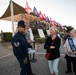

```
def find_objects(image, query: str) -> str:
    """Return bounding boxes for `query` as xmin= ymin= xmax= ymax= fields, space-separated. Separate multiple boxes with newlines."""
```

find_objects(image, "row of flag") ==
xmin=24 ymin=1 xmax=62 ymax=28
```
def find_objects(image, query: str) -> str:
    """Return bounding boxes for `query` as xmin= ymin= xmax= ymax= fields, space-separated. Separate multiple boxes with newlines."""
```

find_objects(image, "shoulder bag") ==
xmin=45 ymin=39 xmax=55 ymax=60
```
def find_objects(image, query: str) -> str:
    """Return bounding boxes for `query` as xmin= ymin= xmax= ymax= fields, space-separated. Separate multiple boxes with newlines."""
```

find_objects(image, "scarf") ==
xmin=68 ymin=37 xmax=76 ymax=52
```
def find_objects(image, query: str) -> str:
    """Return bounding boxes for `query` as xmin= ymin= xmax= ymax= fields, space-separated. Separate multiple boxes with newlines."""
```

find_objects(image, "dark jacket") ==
xmin=11 ymin=31 xmax=32 ymax=60
xmin=44 ymin=35 xmax=61 ymax=60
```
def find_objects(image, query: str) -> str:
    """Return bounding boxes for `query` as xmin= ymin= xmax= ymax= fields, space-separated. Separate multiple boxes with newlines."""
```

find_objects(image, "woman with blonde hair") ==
xmin=44 ymin=26 xmax=61 ymax=75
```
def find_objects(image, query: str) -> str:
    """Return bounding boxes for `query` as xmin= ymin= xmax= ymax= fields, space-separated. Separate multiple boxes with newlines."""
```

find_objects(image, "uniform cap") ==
xmin=18 ymin=20 xmax=26 ymax=28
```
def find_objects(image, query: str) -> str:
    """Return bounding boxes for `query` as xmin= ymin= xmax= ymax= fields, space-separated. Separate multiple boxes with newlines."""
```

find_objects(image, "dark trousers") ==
xmin=66 ymin=55 xmax=76 ymax=74
xmin=18 ymin=57 xmax=32 ymax=75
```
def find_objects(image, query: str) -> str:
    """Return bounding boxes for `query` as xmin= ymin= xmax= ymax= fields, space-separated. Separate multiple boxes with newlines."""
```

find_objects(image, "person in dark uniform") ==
xmin=11 ymin=20 xmax=35 ymax=75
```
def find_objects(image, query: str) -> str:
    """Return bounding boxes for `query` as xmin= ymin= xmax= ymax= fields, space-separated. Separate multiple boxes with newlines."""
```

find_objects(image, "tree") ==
xmin=63 ymin=25 xmax=74 ymax=32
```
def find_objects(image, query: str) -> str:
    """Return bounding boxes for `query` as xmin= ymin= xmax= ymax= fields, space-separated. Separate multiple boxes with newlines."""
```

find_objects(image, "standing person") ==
xmin=44 ymin=26 xmax=61 ymax=75
xmin=24 ymin=24 xmax=35 ymax=60
xmin=1 ymin=30 xmax=4 ymax=43
xmin=11 ymin=20 xmax=35 ymax=75
xmin=64 ymin=29 xmax=76 ymax=75
xmin=25 ymin=23 xmax=32 ymax=43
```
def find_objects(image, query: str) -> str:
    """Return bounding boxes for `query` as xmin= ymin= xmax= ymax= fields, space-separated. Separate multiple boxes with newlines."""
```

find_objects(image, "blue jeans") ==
xmin=48 ymin=58 xmax=60 ymax=75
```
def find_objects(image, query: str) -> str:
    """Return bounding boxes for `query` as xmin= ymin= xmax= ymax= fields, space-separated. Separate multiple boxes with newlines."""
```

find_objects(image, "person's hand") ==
xmin=50 ymin=46 xmax=55 ymax=48
xmin=23 ymin=58 xmax=27 ymax=64
xmin=68 ymin=52 xmax=74 ymax=55
xmin=74 ymin=51 xmax=76 ymax=54
xmin=32 ymin=47 xmax=35 ymax=50
xmin=28 ymin=40 xmax=32 ymax=43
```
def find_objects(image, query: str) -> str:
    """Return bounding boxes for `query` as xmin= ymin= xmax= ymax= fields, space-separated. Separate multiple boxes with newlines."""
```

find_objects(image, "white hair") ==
xmin=70 ymin=29 xmax=76 ymax=33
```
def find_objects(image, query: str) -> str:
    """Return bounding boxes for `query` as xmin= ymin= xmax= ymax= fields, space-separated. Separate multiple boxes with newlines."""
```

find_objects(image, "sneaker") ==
xmin=65 ymin=71 xmax=72 ymax=74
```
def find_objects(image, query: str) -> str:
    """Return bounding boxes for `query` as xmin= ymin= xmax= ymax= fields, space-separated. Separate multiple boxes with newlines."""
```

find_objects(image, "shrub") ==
xmin=3 ymin=32 xmax=12 ymax=42
xmin=35 ymin=37 xmax=46 ymax=44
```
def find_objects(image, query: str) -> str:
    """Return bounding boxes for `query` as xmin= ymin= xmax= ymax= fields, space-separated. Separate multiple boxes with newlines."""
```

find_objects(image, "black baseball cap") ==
xmin=18 ymin=20 xmax=26 ymax=28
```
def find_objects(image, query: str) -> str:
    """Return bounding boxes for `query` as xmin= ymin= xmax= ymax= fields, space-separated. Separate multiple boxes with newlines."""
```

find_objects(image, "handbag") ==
xmin=45 ymin=39 xmax=55 ymax=60
xmin=45 ymin=52 xmax=50 ymax=60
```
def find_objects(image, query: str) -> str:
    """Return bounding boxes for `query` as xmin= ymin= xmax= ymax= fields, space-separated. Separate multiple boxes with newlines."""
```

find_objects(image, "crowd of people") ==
xmin=11 ymin=20 xmax=76 ymax=75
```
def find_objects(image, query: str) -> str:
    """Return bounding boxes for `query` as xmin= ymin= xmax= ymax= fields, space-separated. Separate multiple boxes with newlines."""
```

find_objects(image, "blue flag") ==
xmin=46 ymin=16 xmax=50 ymax=23
xmin=33 ymin=6 xmax=39 ymax=17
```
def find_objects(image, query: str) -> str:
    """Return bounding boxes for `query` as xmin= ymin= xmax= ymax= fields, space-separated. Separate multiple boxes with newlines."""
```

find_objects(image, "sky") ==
xmin=0 ymin=0 xmax=76 ymax=32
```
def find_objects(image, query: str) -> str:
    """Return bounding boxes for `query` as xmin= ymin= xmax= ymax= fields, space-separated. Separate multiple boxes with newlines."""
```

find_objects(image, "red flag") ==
xmin=49 ymin=18 xmax=55 ymax=25
xmin=53 ymin=20 xmax=60 ymax=26
xmin=50 ymin=17 xmax=54 ymax=24
xmin=25 ymin=1 xmax=32 ymax=13
xmin=53 ymin=21 xmax=62 ymax=28
xmin=38 ymin=11 xmax=45 ymax=21
xmin=58 ymin=23 xmax=63 ymax=28
xmin=43 ymin=14 xmax=46 ymax=20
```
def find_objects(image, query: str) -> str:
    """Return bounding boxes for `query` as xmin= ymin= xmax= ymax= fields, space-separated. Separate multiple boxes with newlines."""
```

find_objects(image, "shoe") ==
xmin=65 ymin=71 xmax=72 ymax=74
xmin=31 ymin=73 xmax=36 ymax=75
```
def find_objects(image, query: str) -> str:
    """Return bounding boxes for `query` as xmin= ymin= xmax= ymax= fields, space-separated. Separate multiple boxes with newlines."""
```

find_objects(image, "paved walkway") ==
xmin=0 ymin=42 xmax=75 ymax=75
xmin=0 ymin=42 xmax=12 ymax=59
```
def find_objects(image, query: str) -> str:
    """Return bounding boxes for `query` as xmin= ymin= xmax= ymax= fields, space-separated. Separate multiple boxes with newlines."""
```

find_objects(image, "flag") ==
xmin=38 ymin=11 xmax=45 ymax=21
xmin=53 ymin=20 xmax=62 ymax=28
xmin=50 ymin=17 xmax=54 ymax=24
xmin=43 ymin=14 xmax=46 ymax=20
xmin=33 ymin=6 xmax=39 ymax=17
xmin=58 ymin=23 xmax=63 ymax=28
xmin=45 ymin=16 xmax=50 ymax=23
xmin=25 ymin=1 xmax=32 ymax=13
xmin=53 ymin=20 xmax=59 ymax=26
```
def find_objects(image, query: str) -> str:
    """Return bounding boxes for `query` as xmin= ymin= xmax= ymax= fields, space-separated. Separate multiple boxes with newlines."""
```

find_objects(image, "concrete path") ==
xmin=0 ymin=43 xmax=13 ymax=59
xmin=0 ymin=42 xmax=75 ymax=75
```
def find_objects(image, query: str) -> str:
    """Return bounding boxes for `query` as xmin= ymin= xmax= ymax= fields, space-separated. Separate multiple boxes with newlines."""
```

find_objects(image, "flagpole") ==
xmin=10 ymin=0 xmax=14 ymax=36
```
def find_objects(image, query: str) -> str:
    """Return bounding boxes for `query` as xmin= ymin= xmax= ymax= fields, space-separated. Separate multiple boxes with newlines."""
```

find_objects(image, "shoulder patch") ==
xmin=14 ymin=42 xmax=20 ymax=47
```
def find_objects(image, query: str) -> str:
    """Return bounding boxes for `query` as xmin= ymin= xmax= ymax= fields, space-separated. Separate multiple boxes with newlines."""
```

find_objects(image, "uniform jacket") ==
xmin=11 ymin=31 xmax=32 ymax=60
xmin=44 ymin=35 xmax=61 ymax=60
